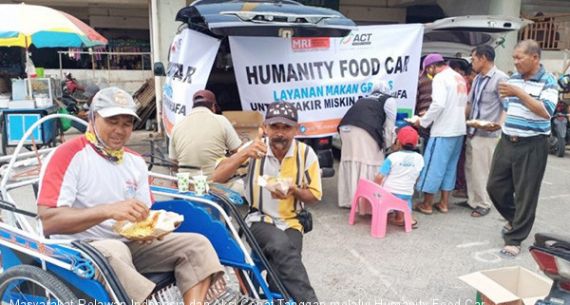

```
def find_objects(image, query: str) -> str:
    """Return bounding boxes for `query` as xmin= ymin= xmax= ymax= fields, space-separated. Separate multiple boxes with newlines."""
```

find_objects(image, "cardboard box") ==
xmin=223 ymin=111 xmax=264 ymax=143
xmin=460 ymin=266 xmax=552 ymax=305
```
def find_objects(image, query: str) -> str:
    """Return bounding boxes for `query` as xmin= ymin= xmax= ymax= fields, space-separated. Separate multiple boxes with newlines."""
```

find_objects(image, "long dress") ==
xmin=338 ymin=126 xmax=385 ymax=215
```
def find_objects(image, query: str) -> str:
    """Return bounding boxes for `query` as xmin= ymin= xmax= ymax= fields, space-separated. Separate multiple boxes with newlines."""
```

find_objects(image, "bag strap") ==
xmin=295 ymin=141 xmax=309 ymax=211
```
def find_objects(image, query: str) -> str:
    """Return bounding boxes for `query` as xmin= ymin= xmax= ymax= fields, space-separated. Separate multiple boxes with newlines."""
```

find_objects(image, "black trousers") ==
xmin=486 ymin=134 xmax=548 ymax=246
xmin=250 ymin=222 xmax=318 ymax=303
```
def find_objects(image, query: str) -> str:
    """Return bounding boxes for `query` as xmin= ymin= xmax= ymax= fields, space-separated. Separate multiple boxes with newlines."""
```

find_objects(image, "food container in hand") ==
xmin=113 ymin=210 xmax=184 ymax=240
xmin=258 ymin=175 xmax=294 ymax=194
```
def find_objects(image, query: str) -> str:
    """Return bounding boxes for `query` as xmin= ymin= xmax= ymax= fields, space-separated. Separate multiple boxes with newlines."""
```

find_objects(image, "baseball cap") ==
xmin=83 ymin=84 xmax=100 ymax=99
xmin=264 ymin=102 xmax=298 ymax=126
xmin=193 ymin=89 xmax=216 ymax=103
xmin=422 ymin=53 xmax=445 ymax=70
xmin=90 ymin=87 xmax=140 ymax=120
xmin=397 ymin=126 xmax=419 ymax=147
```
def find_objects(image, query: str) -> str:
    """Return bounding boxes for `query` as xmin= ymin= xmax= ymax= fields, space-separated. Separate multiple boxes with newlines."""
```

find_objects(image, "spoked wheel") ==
xmin=0 ymin=265 xmax=79 ymax=304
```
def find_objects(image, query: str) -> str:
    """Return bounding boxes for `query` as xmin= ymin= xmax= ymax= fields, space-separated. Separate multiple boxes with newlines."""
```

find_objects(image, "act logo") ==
xmin=340 ymin=33 xmax=373 ymax=47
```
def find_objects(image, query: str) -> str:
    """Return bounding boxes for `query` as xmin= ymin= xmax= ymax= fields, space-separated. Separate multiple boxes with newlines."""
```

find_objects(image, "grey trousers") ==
xmin=486 ymin=134 xmax=548 ymax=246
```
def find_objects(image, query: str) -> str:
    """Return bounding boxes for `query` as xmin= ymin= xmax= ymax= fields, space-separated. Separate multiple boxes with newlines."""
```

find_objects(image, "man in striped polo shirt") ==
xmin=487 ymin=40 xmax=558 ymax=257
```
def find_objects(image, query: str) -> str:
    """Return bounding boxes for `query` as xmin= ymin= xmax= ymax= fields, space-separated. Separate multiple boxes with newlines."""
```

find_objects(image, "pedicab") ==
xmin=0 ymin=113 xmax=292 ymax=304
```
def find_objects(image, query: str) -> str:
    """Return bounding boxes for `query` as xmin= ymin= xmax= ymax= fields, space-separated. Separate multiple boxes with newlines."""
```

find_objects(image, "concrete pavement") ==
xmin=305 ymin=153 xmax=568 ymax=302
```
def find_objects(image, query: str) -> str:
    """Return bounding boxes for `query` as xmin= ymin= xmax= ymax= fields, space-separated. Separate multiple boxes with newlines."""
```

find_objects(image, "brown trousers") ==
xmin=91 ymin=232 xmax=224 ymax=303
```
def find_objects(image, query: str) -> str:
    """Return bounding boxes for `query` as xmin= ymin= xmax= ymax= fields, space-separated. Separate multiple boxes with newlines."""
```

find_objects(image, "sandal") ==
xmin=434 ymin=203 xmax=448 ymax=213
xmin=390 ymin=218 xmax=419 ymax=229
xmin=414 ymin=204 xmax=433 ymax=215
xmin=471 ymin=207 xmax=490 ymax=217
xmin=499 ymin=245 xmax=521 ymax=258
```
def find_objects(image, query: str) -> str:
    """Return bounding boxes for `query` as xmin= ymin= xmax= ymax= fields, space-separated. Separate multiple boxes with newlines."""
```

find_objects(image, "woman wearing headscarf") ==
xmin=337 ymin=80 xmax=397 ymax=214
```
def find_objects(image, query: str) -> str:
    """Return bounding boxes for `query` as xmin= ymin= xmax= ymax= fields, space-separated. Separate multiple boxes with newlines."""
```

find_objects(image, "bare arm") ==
xmin=518 ymin=92 xmax=550 ymax=119
xmin=499 ymin=83 xmax=549 ymax=119
xmin=39 ymin=205 xmax=110 ymax=236
xmin=212 ymin=149 xmax=252 ymax=183
xmin=213 ymin=128 xmax=267 ymax=183
xmin=38 ymin=199 xmax=149 ymax=236
xmin=293 ymin=187 xmax=319 ymax=204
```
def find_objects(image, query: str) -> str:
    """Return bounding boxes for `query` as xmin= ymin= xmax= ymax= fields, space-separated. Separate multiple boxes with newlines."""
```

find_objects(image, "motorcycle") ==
xmin=549 ymin=112 xmax=570 ymax=157
xmin=550 ymin=74 xmax=570 ymax=157
xmin=62 ymin=73 xmax=83 ymax=96
xmin=58 ymin=73 xmax=87 ymax=132
xmin=530 ymin=233 xmax=570 ymax=305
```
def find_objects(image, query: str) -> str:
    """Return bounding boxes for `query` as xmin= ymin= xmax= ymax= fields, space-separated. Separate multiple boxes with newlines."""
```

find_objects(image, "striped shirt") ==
xmin=244 ymin=140 xmax=322 ymax=232
xmin=502 ymin=65 xmax=558 ymax=137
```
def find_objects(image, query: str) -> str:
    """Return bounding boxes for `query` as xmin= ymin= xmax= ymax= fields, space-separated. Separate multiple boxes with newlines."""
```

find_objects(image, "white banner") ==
xmin=162 ymin=28 xmax=220 ymax=135
xmin=229 ymin=24 xmax=424 ymax=137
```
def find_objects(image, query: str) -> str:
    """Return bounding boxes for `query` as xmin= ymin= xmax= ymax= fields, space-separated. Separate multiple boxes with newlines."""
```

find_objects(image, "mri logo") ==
xmin=340 ymin=33 xmax=373 ymax=47
xmin=292 ymin=37 xmax=330 ymax=51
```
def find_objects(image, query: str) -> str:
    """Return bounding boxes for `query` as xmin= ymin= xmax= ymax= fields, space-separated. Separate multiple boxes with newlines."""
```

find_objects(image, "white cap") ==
xmin=90 ymin=87 xmax=140 ymax=120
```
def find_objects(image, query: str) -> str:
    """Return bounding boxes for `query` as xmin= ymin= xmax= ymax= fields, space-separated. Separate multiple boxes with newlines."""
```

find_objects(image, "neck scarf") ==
xmin=85 ymin=130 xmax=124 ymax=164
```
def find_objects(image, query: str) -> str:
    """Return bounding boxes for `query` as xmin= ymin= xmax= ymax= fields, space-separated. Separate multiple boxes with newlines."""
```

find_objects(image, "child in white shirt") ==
xmin=374 ymin=126 xmax=424 ymax=228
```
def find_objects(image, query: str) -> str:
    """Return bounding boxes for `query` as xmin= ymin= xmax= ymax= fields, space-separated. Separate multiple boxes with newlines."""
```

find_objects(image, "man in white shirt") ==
xmin=37 ymin=87 xmax=225 ymax=304
xmin=413 ymin=53 xmax=468 ymax=214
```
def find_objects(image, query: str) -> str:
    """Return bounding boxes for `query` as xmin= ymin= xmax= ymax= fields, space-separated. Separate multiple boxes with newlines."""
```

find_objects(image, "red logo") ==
xmin=292 ymin=37 xmax=330 ymax=51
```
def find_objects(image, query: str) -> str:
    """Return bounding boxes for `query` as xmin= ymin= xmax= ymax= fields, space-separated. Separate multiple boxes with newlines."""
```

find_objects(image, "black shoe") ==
xmin=454 ymin=201 xmax=471 ymax=209
xmin=471 ymin=206 xmax=490 ymax=217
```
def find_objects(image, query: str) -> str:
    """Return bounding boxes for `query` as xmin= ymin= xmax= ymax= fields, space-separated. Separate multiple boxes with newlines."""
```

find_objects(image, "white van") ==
xmin=155 ymin=0 xmax=357 ymax=177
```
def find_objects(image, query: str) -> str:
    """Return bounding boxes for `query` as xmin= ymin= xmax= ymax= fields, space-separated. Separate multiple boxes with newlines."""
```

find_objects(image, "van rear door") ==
xmin=423 ymin=15 xmax=532 ymax=58
xmin=176 ymin=0 xmax=355 ymax=38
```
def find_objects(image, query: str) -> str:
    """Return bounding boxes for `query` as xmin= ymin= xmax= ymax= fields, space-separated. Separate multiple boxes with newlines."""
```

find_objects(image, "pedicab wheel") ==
xmin=0 ymin=265 xmax=80 ymax=304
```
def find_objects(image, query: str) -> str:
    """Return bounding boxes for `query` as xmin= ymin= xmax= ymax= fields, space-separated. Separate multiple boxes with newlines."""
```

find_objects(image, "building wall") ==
xmin=541 ymin=50 xmax=570 ymax=75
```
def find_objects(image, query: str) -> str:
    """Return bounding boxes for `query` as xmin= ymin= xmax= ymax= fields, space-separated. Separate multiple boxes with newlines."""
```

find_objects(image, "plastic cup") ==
xmin=176 ymin=172 xmax=191 ymax=193
xmin=193 ymin=175 xmax=209 ymax=196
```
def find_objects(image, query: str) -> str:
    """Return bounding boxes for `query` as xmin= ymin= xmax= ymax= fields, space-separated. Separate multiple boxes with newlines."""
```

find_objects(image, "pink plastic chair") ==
xmin=348 ymin=178 xmax=413 ymax=238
